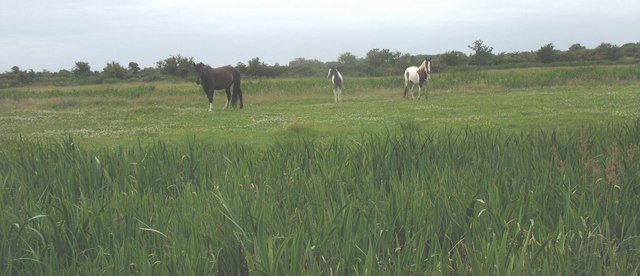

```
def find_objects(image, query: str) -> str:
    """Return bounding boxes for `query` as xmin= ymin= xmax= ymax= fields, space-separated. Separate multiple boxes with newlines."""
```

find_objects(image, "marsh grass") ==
xmin=1 ymin=123 xmax=639 ymax=274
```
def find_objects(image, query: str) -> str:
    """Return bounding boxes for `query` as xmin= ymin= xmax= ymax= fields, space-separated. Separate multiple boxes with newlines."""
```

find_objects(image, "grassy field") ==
xmin=1 ymin=65 xmax=640 ymax=274
xmin=1 ymin=65 xmax=639 ymax=147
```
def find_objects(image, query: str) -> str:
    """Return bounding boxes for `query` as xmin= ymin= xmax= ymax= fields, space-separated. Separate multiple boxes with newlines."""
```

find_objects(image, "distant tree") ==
xmin=621 ymin=42 xmax=640 ymax=58
xmin=336 ymin=52 xmax=365 ymax=75
xmin=72 ymin=61 xmax=92 ymax=76
xmin=569 ymin=43 xmax=586 ymax=51
xmin=7 ymin=65 xmax=30 ymax=84
xmin=287 ymin=57 xmax=325 ymax=77
xmin=567 ymin=43 xmax=591 ymax=61
xmin=246 ymin=57 xmax=269 ymax=76
xmin=365 ymin=48 xmax=401 ymax=67
xmin=364 ymin=48 xmax=402 ymax=75
xmin=396 ymin=53 xmax=416 ymax=71
xmin=57 ymin=69 xmax=72 ymax=78
xmin=494 ymin=51 xmax=536 ymax=64
xmin=235 ymin=62 xmax=248 ymax=74
xmin=536 ymin=43 xmax=557 ymax=63
xmin=103 ymin=62 xmax=128 ymax=79
xmin=269 ymin=62 xmax=287 ymax=77
xmin=337 ymin=52 xmax=358 ymax=66
xmin=439 ymin=51 xmax=469 ymax=66
xmin=468 ymin=39 xmax=495 ymax=65
xmin=156 ymin=55 xmax=194 ymax=77
xmin=128 ymin=62 xmax=140 ymax=74
xmin=595 ymin=43 xmax=621 ymax=61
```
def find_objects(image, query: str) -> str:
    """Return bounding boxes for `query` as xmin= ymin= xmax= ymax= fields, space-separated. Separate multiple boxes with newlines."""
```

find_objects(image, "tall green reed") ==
xmin=1 ymin=122 xmax=639 ymax=274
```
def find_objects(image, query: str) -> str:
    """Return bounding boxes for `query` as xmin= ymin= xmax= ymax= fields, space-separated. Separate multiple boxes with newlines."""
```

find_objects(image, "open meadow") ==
xmin=2 ymin=65 xmax=639 ymax=146
xmin=1 ymin=65 xmax=640 ymax=274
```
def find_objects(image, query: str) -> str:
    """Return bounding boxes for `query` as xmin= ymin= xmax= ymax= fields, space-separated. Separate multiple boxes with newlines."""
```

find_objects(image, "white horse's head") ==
xmin=419 ymin=58 xmax=432 ymax=74
xmin=418 ymin=58 xmax=432 ymax=80
xmin=327 ymin=67 xmax=340 ymax=78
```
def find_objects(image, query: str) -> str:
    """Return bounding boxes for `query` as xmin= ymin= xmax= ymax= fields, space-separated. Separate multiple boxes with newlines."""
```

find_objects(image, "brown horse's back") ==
xmin=208 ymin=67 xmax=235 ymax=89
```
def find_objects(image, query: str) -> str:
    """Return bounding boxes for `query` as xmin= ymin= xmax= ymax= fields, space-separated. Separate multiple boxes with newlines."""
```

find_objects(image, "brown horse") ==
xmin=193 ymin=62 xmax=243 ymax=111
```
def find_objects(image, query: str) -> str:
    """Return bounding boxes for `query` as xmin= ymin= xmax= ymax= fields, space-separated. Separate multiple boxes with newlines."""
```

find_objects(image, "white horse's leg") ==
xmin=411 ymin=84 xmax=416 ymax=99
xmin=338 ymin=87 xmax=342 ymax=102
xmin=224 ymin=100 xmax=229 ymax=109
xmin=208 ymin=102 xmax=214 ymax=112
xmin=333 ymin=88 xmax=338 ymax=103
xmin=403 ymin=81 xmax=408 ymax=98
xmin=423 ymin=81 xmax=429 ymax=100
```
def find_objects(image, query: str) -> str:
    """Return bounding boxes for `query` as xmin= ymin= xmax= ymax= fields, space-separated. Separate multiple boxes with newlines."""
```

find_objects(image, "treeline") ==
xmin=2 ymin=40 xmax=639 ymax=87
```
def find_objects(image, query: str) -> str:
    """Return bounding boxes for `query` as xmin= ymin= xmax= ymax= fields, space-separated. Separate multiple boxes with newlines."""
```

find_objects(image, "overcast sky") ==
xmin=1 ymin=0 xmax=638 ymax=72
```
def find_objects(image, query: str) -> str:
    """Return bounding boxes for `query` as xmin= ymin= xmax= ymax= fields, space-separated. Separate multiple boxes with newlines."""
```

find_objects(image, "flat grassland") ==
xmin=1 ymin=65 xmax=638 ymax=146
xmin=1 ymin=65 xmax=640 ymax=274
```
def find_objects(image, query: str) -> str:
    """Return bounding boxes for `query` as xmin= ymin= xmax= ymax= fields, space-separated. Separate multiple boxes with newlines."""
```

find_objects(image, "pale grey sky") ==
xmin=1 ymin=0 xmax=638 ymax=72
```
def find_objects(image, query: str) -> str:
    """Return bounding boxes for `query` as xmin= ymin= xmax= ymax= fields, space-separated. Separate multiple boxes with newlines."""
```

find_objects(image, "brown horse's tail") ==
xmin=230 ymin=67 xmax=243 ymax=108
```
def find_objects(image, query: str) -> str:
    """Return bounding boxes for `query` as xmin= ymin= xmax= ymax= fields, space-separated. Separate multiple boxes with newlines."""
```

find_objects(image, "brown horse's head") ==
xmin=193 ymin=62 xmax=207 ymax=85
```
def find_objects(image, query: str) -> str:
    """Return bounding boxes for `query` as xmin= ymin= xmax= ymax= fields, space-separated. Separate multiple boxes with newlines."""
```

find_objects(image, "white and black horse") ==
xmin=193 ymin=62 xmax=243 ymax=112
xmin=403 ymin=58 xmax=432 ymax=99
xmin=327 ymin=67 xmax=343 ymax=103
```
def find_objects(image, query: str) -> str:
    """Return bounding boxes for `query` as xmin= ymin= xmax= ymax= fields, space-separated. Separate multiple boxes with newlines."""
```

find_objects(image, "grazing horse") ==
xmin=193 ymin=62 xmax=243 ymax=111
xmin=327 ymin=67 xmax=343 ymax=103
xmin=403 ymin=58 xmax=432 ymax=99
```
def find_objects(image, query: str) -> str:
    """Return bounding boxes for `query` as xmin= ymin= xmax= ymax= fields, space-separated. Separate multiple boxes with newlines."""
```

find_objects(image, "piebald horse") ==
xmin=403 ymin=58 xmax=432 ymax=99
xmin=193 ymin=62 xmax=243 ymax=112
xmin=327 ymin=67 xmax=343 ymax=103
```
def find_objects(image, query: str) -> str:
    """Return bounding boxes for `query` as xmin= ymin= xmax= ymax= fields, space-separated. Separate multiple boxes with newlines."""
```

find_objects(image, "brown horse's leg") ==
xmin=206 ymin=89 xmax=214 ymax=112
xmin=224 ymin=87 xmax=231 ymax=109
xmin=230 ymin=83 xmax=243 ymax=109
xmin=231 ymin=71 xmax=243 ymax=109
